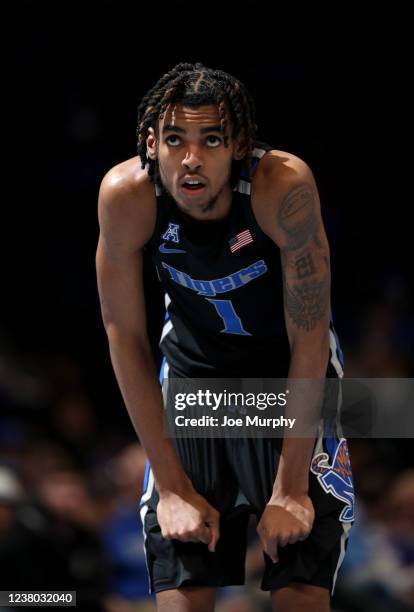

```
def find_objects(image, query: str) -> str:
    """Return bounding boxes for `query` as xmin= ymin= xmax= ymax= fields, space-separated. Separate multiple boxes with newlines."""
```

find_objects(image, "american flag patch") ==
xmin=229 ymin=229 xmax=253 ymax=253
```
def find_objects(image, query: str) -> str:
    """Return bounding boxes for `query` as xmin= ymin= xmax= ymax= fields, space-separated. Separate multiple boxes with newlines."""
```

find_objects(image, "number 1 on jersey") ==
xmin=207 ymin=299 xmax=251 ymax=336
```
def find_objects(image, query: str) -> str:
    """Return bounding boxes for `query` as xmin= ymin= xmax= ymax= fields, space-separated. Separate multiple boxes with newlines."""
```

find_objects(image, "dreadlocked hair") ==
xmin=136 ymin=62 xmax=258 ymax=188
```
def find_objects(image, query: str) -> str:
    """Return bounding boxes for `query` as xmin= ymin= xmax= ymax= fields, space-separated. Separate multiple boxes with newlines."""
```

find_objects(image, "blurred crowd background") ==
xmin=1 ymin=1 xmax=412 ymax=610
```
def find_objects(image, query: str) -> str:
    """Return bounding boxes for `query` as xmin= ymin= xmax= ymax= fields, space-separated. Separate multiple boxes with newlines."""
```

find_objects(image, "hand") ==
xmin=257 ymin=493 xmax=315 ymax=563
xmin=157 ymin=488 xmax=220 ymax=552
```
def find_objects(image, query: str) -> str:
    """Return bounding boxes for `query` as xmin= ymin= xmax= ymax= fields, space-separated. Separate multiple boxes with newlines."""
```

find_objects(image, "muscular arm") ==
xmin=253 ymin=154 xmax=331 ymax=559
xmin=274 ymin=177 xmax=330 ymax=494
xmin=256 ymin=157 xmax=330 ymax=491
xmin=96 ymin=165 xmax=220 ymax=550
xmin=96 ymin=168 xmax=192 ymax=495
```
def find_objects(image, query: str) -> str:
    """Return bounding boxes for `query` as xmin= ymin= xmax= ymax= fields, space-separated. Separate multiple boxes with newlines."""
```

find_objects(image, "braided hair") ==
xmin=136 ymin=62 xmax=258 ymax=188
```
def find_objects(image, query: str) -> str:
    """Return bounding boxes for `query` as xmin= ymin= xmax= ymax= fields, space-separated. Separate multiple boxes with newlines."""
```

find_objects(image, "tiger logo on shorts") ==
xmin=311 ymin=438 xmax=355 ymax=522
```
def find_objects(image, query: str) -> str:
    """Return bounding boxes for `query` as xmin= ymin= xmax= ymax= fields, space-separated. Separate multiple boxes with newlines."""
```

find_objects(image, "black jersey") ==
xmin=144 ymin=143 xmax=344 ymax=378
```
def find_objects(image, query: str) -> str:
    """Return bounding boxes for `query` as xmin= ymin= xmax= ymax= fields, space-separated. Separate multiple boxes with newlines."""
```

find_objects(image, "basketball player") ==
xmin=96 ymin=63 xmax=354 ymax=612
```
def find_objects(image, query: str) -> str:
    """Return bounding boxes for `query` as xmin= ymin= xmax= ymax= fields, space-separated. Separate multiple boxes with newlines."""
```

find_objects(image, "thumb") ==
xmin=205 ymin=511 xmax=220 ymax=553
xmin=267 ymin=540 xmax=279 ymax=564
xmin=270 ymin=549 xmax=279 ymax=564
xmin=196 ymin=523 xmax=212 ymax=546
xmin=261 ymin=535 xmax=278 ymax=564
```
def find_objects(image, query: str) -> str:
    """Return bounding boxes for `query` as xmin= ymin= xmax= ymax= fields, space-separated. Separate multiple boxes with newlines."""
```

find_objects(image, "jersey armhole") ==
xmin=143 ymin=184 xmax=168 ymax=251
xmin=234 ymin=141 xmax=276 ymax=244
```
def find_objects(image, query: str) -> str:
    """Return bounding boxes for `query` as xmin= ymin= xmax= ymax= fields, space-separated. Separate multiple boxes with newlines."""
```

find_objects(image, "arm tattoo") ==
xmin=278 ymin=183 xmax=318 ymax=250
xmin=294 ymin=252 xmax=316 ymax=279
xmin=278 ymin=182 xmax=331 ymax=330
xmin=284 ymin=277 xmax=330 ymax=331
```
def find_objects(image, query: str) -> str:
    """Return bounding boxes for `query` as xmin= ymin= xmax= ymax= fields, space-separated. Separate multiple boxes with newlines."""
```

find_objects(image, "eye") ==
xmin=165 ymin=135 xmax=181 ymax=146
xmin=206 ymin=135 xmax=222 ymax=147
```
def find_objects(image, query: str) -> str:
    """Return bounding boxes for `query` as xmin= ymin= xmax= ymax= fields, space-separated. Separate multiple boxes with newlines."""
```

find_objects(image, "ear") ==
xmin=146 ymin=127 xmax=158 ymax=160
xmin=233 ymin=134 xmax=248 ymax=160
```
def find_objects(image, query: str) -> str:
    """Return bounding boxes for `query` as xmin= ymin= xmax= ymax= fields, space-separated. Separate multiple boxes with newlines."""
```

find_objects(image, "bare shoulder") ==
xmin=253 ymin=149 xmax=315 ymax=194
xmin=98 ymin=156 xmax=157 ymax=250
xmin=251 ymin=149 xmax=322 ymax=247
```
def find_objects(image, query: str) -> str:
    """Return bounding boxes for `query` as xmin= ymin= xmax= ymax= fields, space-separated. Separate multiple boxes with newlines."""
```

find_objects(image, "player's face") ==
xmin=147 ymin=104 xmax=244 ymax=220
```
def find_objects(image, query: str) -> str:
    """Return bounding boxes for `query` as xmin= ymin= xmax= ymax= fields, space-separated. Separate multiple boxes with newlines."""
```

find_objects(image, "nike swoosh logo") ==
xmin=159 ymin=242 xmax=186 ymax=254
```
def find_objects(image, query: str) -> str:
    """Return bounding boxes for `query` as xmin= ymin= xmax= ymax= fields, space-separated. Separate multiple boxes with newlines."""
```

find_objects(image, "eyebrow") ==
xmin=162 ymin=124 xmax=223 ymax=134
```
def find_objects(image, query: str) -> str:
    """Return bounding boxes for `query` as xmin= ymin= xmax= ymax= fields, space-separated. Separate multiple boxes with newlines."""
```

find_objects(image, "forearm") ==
xmin=107 ymin=331 xmax=191 ymax=495
xmin=273 ymin=343 xmax=329 ymax=495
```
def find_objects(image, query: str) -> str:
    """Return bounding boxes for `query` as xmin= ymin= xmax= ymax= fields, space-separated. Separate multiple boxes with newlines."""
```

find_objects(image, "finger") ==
xmin=262 ymin=538 xmax=279 ymax=563
xmin=268 ymin=547 xmax=279 ymax=564
xmin=278 ymin=534 xmax=290 ymax=547
xmin=201 ymin=524 xmax=214 ymax=552
xmin=160 ymin=527 xmax=172 ymax=540
xmin=287 ymin=532 xmax=301 ymax=545
xmin=205 ymin=517 xmax=220 ymax=553
xmin=296 ymin=518 xmax=313 ymax=536
xmin=180 ymin=532 xmax=206 ymax=544
xmin=176 ymin=534 xmax=199 ymax=543
xmin=297 ymin=530 xmax=310 ymax=542
xmin=174 ymin=522 xmax=211 ymax=544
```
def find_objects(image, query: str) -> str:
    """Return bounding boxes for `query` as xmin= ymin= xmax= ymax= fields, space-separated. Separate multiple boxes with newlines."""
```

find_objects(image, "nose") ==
xmin=182 ymin=149 xmax=203 ymax=171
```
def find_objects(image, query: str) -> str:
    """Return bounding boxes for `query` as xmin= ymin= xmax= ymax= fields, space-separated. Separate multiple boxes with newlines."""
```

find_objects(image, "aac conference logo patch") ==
xmin=162 ymin=223 xmax=181 ymax=244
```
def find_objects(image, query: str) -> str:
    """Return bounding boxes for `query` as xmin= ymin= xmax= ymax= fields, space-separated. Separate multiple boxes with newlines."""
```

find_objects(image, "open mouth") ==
xmin=180 ymin=180 xmax=206 ymax=196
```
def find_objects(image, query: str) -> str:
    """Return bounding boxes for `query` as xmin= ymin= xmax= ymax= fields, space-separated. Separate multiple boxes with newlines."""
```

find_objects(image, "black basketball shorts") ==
xmin=139 ymin=363 xmax=354 ymax=595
